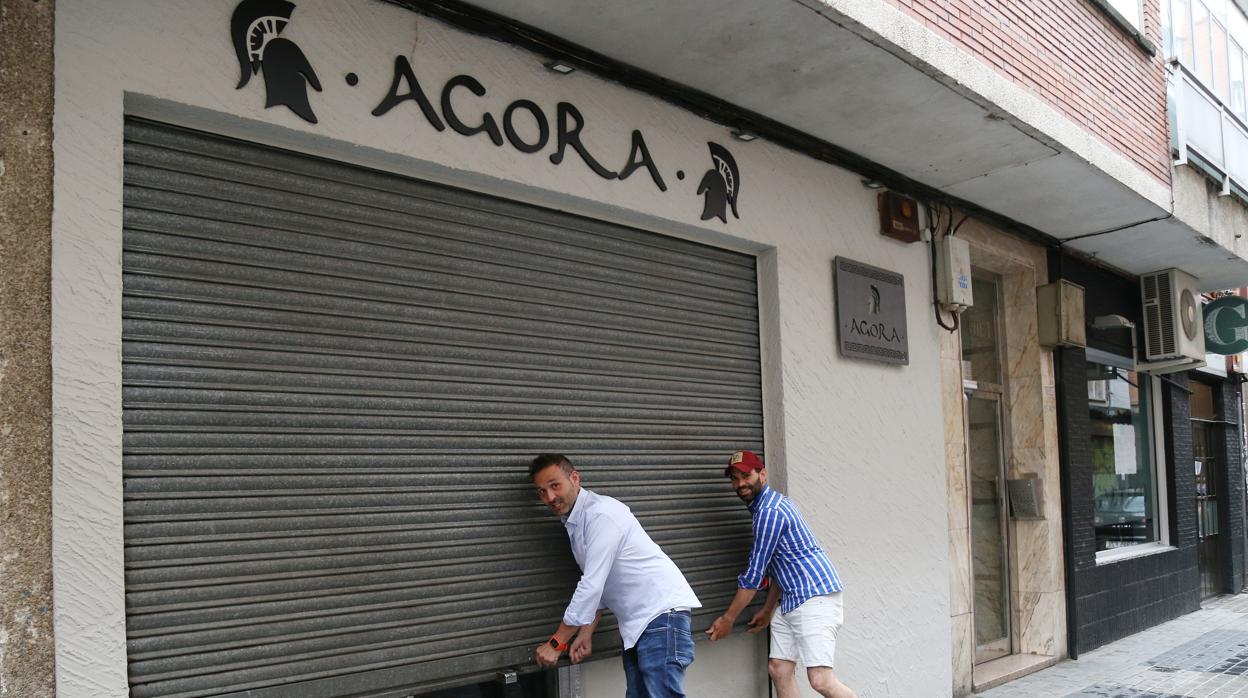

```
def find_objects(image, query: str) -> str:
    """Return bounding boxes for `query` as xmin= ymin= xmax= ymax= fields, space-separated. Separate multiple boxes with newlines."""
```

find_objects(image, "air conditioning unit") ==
xmin=1138 ymin=268 xmax=1206 ymax=374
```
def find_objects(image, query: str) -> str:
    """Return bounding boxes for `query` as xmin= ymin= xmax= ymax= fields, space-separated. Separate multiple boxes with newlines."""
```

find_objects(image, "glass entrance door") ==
xmin=967 ymin=395 xmax=1011 ymax=662
xmin=961 ymin=273 xmax=1012 ymax=664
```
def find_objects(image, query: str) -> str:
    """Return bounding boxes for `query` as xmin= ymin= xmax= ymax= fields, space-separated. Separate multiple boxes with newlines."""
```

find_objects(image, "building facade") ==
xmin=1050 ymin=256 xmax=1242 ymax=658
xmin=4 ymin=1 xmax=1248 ymax=697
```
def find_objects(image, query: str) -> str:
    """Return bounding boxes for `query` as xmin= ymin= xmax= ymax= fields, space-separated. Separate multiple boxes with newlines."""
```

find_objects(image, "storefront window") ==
xmin=1087 ymin=359 xmax=1161 ymax=552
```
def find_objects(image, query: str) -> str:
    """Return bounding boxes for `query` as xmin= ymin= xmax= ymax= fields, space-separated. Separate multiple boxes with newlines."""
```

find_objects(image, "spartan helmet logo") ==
xmin=697 ymin=142 xmax=741 ymax=224
xmin=868 ymin=285 xmax=881 ymax=315
xmin=231 ymin=0 xmax=322 ymax=124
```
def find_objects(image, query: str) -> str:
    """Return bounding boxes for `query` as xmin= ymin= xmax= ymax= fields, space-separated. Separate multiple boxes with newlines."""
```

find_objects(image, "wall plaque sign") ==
xmin=834 ymin=257 xmax=908 ymax=365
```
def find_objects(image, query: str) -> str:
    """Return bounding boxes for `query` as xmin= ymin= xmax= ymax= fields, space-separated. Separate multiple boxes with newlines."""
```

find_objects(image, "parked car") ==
xmin=1094 ymin=489 xmax=1149 ymax=547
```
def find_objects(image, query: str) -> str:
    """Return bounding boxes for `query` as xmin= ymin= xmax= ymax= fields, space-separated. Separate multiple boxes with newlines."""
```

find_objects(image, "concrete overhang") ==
xmin=447 ymin=0 xmax=1248 ymax=290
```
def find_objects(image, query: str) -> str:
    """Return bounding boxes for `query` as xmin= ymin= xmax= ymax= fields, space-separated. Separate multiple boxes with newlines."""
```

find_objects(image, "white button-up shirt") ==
xmin=561 ymin=488 xmax=701 ymax=649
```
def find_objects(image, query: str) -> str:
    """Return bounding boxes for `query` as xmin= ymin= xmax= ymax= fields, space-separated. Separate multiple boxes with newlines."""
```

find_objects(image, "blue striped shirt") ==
xmin=739 ymin=485 xmax=844 ymax=614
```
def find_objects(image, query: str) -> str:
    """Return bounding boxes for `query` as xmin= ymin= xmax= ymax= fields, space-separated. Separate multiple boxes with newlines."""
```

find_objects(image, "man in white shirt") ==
xmin=530 ymin=454 xmax=701 ymax=697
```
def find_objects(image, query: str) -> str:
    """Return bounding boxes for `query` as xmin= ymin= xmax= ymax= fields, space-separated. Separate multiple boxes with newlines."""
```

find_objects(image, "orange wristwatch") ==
xmin=548 ymin=635 xmax=569 ymax=652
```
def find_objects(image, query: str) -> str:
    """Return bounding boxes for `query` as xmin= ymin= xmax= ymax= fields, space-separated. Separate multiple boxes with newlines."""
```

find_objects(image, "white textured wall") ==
xmin=52 ymin=1 xmax=950 ymax=695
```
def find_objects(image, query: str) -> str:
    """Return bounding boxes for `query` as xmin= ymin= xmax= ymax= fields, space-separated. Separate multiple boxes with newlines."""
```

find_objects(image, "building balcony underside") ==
xmin=432 ymin=0 xmax=1248 ymax=290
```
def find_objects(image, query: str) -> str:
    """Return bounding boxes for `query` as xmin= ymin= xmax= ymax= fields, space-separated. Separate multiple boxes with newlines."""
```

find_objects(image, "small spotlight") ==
xmin=861 ymin=179 xmax=885 ymax=189
xmin=731 ymin=128 xmax=758 ymax=142
xmin=544 ymin=60 xmax=576 ymax=74
xmin=1091 ymin=314 xmax=1135 ymax=330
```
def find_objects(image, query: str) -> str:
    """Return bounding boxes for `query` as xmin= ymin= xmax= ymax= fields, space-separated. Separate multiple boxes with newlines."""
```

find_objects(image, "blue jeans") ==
xmin=621 ymin=611 xmax=694 ymax=698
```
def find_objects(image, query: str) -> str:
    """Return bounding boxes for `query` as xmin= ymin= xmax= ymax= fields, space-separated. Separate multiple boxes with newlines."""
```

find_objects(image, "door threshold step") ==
xmin=973 ymin=653 xmax=1060 ymax=692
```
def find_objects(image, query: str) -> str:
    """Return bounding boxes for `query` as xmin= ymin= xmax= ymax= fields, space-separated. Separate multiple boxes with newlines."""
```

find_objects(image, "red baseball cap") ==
xmin=724 ymin=450 xmax=765 ymax=476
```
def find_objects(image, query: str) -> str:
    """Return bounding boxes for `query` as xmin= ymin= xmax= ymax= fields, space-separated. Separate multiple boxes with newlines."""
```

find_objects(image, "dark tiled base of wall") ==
xmin=1057 ymin=344 xmax=1205 ymax=655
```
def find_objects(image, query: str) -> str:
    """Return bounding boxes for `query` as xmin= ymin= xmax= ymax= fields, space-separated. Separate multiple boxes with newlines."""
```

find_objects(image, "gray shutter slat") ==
xmin=122 ymin=204 xmax=759 ymax=321
xmin=120 ymin=221 xmax=758 ymax=327
xmin=121 ymin=329 xmax=758 ymax=384
xmin=121 ymin=122 xmax=754 ymax=273
xmin=122 ymin=295 xmax=757 ymax=361
xmin=121 ymin=185 xmax=759 ymax=311
xmin=120 ymin=161 xmax=757 ymax=298
xmin=123 ymin=118 xmax=763 ymax=698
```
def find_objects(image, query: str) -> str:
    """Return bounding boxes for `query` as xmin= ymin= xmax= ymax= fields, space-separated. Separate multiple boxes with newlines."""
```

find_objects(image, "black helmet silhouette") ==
xmin=231 ymin=0 xmax=322 ymax=124
xmin=697 ymin=142 xmax=741 ymax=223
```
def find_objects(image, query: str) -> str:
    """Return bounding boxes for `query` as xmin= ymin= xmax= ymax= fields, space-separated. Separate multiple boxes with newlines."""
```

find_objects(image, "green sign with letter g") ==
xmin=1204 ymin=296 xmax=1248 ymax=355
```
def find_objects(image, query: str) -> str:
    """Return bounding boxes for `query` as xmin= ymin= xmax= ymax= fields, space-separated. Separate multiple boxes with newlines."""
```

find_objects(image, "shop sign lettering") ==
xmin=1204 ymin=295 xmax=1248 ymax=355
xmin=371 ymin=57 xmax=667 ymax=192
xmin=849 ymin=319 xmax=903 ymax=343
xmin=228 ymin=1 xmax=743 ymax=224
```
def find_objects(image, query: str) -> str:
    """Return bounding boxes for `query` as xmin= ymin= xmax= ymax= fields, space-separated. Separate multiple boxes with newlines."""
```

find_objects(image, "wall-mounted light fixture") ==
xmin=543 ymin=60 xmax=576 ymax=74
xmin=1091 ymin=313 xmax=1138 ymax=368
xmin=1091 ymin=314 xmax=1135 ymax=331
xmin=730 ymin=128 xmax=757 ymax=142
xmin=861 ymin=178 xmax=885 ymax=189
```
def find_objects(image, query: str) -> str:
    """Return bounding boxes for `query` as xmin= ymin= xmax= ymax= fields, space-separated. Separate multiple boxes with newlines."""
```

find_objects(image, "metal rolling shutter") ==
xmin=122 ymin=118 xmax=763 ymax=698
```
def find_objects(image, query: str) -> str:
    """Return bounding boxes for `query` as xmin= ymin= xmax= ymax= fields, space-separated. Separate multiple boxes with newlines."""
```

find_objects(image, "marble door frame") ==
xmin=943 ymin=220 xmax=1067 ymax=694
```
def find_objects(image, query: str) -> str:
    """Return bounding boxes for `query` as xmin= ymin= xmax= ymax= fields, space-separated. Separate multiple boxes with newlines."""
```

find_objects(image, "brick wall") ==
xmin=885 ymin=0 xmax=1171 ymax=186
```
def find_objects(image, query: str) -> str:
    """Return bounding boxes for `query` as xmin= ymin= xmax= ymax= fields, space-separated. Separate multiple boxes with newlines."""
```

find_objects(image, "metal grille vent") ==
xmin=1142 ymin=273 xmax=1158 ymax=304
xmin=121 ymin=119 xmax=763 ymax=698
xmin=1157 ymin=270 xmax=1176 ymax=355
xmin=1145 ymin=303 xmax=1164 ymax=358
xmin=1142 ymin=269 xmax=1179 ymax=359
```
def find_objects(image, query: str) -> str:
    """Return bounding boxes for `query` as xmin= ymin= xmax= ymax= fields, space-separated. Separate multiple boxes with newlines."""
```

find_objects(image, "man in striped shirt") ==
xmin=706 ymin=451 xmax=857 ymax=698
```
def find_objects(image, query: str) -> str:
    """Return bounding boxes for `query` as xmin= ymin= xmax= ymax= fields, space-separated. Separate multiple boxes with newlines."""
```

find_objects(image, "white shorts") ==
xmin=769 ymin=592 xmax=844 ymax=668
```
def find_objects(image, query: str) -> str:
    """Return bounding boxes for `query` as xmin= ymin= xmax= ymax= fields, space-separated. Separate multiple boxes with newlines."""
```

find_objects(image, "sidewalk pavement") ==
xmin=976 ymin=594 xmax=1248 ymax=698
